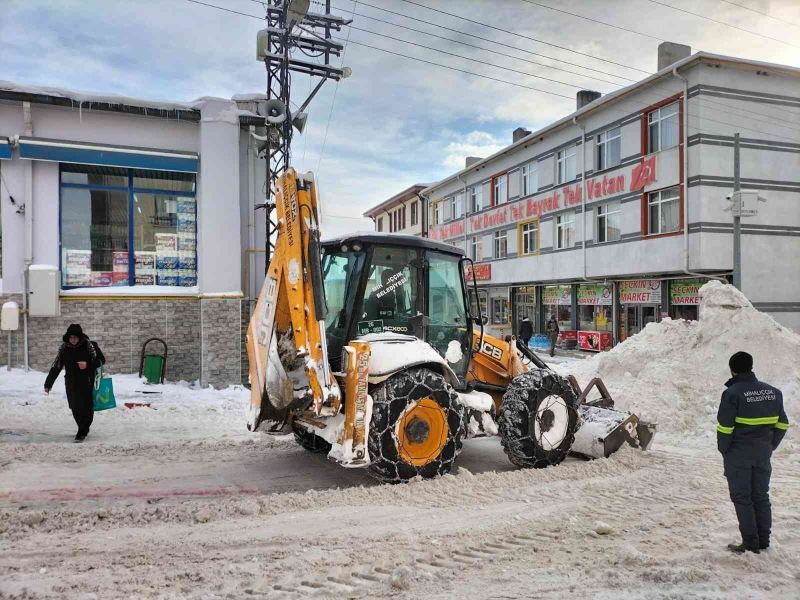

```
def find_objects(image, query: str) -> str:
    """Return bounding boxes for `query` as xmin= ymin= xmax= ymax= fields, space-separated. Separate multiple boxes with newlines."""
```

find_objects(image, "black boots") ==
xmin=727 ymin=541 xmax=761 ymax=554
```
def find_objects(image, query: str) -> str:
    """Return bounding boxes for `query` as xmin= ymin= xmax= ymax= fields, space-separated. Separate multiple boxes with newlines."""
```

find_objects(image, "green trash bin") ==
xmin=139 ymin=338 xmax=167 ymax=384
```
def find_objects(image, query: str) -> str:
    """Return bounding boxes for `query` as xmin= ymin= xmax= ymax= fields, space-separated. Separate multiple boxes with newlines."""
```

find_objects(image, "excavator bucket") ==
xmin=567 ymin=376 xmax=657 ymax=459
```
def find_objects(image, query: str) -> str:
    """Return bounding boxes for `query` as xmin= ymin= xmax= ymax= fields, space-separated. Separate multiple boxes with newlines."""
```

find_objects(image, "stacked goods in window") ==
xmin=176 ymin=198 xmax=197 ymax=286
xmin=112 ymin=251 xmax=129 ymax=286
xmin=135 ymin=251 xmax=156 ymax=285
xmin=63 ymin=249 xmax=92 ymax=287
xmin=155 ymin=233 xmax=179 ymax=286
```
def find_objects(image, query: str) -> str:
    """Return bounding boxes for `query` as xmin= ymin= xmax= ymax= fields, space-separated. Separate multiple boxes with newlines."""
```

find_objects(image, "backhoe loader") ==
xmin=246 ymin=168 xmax=655 ymax=483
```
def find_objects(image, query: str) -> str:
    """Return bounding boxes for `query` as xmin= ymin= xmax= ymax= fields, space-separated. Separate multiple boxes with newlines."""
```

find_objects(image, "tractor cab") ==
xmin=320 ymin=233 xmax=476 ymax=386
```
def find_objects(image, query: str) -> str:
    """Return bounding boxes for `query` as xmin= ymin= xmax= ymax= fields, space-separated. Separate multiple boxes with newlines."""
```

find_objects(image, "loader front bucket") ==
xmin=570 ymin=405 xmax=657 ymax=459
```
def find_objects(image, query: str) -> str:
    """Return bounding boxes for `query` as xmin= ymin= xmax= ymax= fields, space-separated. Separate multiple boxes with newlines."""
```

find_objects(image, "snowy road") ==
xmin=1 ymin=365 xmax=799 ymax=598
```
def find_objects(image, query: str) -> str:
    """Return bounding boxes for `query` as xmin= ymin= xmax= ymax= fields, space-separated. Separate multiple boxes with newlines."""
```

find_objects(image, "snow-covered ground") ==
xmin=1 ymin=283 xmax=798 ymax=599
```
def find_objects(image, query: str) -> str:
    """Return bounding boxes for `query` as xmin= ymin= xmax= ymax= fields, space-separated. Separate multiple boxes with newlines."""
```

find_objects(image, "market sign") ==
xmin=577 ymin=284 xmax=613 ymax=306
xmin=543 ymin=285 xmax=572 ymax=305
xmin=619 ymin=279 xmax=662 ymax=304
xmin=428 ymin=155 xmax=658 ymax=241
xmin=670 ymin=279 xmax=702 ymax=305
xmin=465 ymin=263 xmax=492 ymax=281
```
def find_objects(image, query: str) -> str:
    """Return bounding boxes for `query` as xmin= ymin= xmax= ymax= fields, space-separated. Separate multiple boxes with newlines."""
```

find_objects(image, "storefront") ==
xmin=670 ymin=278 xmax=702 ymax=320
xmin=512 ymin=285 xmax=536 ymax=332
xmin=488 ymin=287 xmax=511 ymax=338
xmin=577 ymin=283 xmax=613 ymax=351
xmin=543 ymin=284 xmax=576 ymax=348
xmin=618 ymin=279 xmax=663 ymax=342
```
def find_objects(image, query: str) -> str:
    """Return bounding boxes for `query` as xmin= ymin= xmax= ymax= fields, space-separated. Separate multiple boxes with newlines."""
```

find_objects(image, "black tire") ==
xmin=292 ymin=422 xmax=332 ymax=454
xmin=368 ymin=367 xmax=466 ymax=483
xmin=497 ymin=369 xmax=579 ymax=468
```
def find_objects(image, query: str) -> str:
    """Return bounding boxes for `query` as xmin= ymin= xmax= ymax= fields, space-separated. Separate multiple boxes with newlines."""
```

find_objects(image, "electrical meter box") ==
xmin=28 ymin=265 xmax=61 ymax=317
xmin=1 ymin=301 xmax=19 ymax=330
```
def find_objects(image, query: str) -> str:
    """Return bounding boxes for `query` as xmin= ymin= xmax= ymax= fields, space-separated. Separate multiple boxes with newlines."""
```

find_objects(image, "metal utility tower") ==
xmin=258 ymin=0 xmax=350 ymax=265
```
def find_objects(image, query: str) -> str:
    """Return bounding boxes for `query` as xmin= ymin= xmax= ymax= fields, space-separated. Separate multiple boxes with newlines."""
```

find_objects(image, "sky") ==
xmin=2 ymin=0 xmax=800 ymax=235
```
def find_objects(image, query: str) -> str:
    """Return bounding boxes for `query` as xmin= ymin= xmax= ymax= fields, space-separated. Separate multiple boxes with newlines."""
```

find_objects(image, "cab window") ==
xmin=360 ymin=246 xmax=420 ymax=335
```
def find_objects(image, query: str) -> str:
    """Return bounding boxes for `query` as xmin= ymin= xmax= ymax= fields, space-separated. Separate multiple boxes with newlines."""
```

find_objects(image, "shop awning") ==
xmin=0 ymin=137 xmax=11 ymax=160
xmin=17 ymin=136 xmax=198 ymax=172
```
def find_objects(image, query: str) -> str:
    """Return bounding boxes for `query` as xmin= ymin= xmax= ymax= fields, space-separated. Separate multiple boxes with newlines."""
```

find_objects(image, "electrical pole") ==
xmin=257 ymin=0 xmax=351 ymax=267
xmin=732 ymin=132 xmax=741 ymax=290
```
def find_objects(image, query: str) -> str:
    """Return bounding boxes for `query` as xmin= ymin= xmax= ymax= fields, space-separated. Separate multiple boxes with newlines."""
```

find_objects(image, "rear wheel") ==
xmin=498 ymin=369 xmax=578 ymax=468
xmin=368 ymin=368 xmax=466 ymax=483
xmin=291 ymin=422 xmax=332 ymax=454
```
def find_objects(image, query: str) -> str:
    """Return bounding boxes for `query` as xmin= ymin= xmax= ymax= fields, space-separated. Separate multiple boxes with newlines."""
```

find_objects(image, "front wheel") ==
xmin=498 ymin=369 xmax=578 ymax=468
xmin=368 ymin=368 xmax=466 ymax=483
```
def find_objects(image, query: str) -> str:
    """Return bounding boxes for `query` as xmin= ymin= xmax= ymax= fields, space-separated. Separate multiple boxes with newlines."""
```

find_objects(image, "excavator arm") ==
xmin=246 ymin=169 xmax=341 ymax=432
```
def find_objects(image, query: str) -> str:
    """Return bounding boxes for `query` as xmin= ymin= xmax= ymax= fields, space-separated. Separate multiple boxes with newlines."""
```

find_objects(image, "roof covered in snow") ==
xmin=0 ymin=80 xmax=268 ymax=124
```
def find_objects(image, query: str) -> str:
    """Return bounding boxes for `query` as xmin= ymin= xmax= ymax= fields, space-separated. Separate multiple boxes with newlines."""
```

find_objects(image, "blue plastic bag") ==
xmin=93 ymin=366 xmax=117 ymax=411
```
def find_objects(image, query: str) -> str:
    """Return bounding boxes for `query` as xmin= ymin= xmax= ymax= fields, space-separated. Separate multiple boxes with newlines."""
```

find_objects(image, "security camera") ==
xmin=725 ymin=194 xmax=732 ymax=200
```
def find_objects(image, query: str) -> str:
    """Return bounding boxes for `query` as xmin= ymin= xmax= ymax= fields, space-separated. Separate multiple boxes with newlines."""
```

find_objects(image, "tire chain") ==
xmin=367 ymin=368 xmax=467 ymax=483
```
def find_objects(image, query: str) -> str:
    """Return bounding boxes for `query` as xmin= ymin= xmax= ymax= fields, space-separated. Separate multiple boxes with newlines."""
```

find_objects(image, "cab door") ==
xmin=425 ymin=251 xmax=471 ymax=383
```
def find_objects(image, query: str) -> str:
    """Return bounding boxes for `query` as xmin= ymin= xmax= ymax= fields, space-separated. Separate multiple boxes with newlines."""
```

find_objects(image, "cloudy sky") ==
xmin=2 ymin=0 xmax=799 ymax=234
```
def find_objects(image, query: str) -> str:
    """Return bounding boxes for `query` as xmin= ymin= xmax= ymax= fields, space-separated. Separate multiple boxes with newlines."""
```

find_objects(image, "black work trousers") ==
xmin=67 ymin=382 xmax=94 ymax=437
xmin=724 ymin=453 xmax=772 ymax=547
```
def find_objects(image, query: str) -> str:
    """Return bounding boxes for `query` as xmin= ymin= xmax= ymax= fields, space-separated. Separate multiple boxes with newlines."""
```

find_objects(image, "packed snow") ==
xmin=554 ymin=281 xmax=798 ymax=458
xmin=1 ymin=282 xmax=798 ymax=598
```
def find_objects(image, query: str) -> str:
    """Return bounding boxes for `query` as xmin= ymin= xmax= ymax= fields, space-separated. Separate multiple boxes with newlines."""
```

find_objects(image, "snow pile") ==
xmin=557 ymin=282 xmax=800 ymax=448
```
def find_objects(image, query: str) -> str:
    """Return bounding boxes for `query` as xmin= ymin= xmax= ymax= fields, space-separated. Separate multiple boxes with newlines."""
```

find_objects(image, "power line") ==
xmin=644 ymin=0 xmax=800 ymax=49
xmin=186 ymin=0 xmax=577 ymax=100
xmin=187 ymin=0 xmax=261 ymax=18
xmin=348 ymin=24 xmax=615 ymax=91
xmin=329 ymin=4 xmax=627 ymax=86
xmin=715 ymin=0 xmax=800 ymax=29
xmin=317 ymin=0 xmax=357 ymax=173
xmin=249 ymin=0 xmax=638 ymax=82
xmin=518 ymin=0 xmax=664 ymax=41
xmin=390 ymin=0 xmax=651 ymax=74
xmin=336 ymin=37 xmax=573 ymax=99
xmin=188 ymin=0 xmax=800 ymax=141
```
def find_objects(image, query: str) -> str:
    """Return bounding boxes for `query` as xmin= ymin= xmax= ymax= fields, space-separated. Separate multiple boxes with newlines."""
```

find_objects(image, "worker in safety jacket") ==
xmin=717 ymin=351 xmax=790 ymax=554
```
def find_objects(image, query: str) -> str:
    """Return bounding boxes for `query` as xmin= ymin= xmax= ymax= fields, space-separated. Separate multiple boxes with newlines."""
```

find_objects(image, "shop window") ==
xmin=648 ymin=186 xmax=680 ymax=235
xmin=543 ymin=285 xmax=572 ymax=332
xmin=410 ymin=201 xmax=417 ymax=226
xmin=470 ymin=288 xmax=488 ymax=320
xmin=519 ymin=220 xmax=539 ymax=255
xmin=557 ymin=144 xmax=576 ymax=184
xmin=493 ymin=230 xmax=508 ymax=258
xmin=596 ymin=126 xmax=621 ymax=171
xmin=493 ymin=174 xmax=507 ymax=205
xmin=648 ymin=101 xmax=679 ymax=153
xmin=60 ymin=165 xmax=196 ymax=288
xmin=377 ymin=216 xmax=383 ymax=232
xmin=470 ymin=184 xmax=484 ymax=213
xmin=492 ymin=296 xmax=509 ymax=325
xmin=595 ymin=201 xmax=621 ymax=243
xmin=522 ymin=162 xmax=538 ymax=196
xmin=555 ymin=212 xmax=576 ymax=249
xmin=470 ymin=236 xmax=481 ymax=261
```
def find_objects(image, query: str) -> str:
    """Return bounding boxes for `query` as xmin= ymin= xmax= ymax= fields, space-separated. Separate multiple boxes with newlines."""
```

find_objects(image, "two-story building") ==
xmin=423 ymin=44 xmax=800 ymax=350
xmin=363 ymin=183 xmax=428 ymax=236
xmin=0 ymin=81 xmax=273 ymax=386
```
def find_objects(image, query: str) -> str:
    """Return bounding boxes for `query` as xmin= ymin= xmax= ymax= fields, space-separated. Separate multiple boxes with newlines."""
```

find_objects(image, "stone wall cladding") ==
xmin=200 ymin=298 xmax=242 ymax=389
xmin=241 ymin=298 xmax=256 ymax=386
xmin=0 ymin=295 xmax=203 ymax=383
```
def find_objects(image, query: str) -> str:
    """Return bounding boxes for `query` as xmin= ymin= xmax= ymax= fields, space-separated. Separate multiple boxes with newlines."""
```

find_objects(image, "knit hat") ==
xmin=729 ymin=351 xmax=753 ymax=374
xmin=63 ymin=323 xmax=84 ymax=342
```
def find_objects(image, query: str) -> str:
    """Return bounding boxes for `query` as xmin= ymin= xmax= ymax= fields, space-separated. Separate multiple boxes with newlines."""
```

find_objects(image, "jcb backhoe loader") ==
xmin=246 ymin=168 xmax=655 ymax=483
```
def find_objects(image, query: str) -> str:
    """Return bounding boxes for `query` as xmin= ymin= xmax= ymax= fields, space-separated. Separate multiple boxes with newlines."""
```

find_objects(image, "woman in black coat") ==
xmin=44 ymin=324 xmax=106 ymax=442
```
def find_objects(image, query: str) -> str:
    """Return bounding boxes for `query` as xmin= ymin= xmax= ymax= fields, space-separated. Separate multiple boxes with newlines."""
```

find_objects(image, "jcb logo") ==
xmin=480 ymin=342 xmax=503 ymax=361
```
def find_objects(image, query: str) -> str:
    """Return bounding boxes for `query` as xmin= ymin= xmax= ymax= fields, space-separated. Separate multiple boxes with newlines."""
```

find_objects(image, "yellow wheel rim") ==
xmin=396 ymin=398 xmax=448 ymax=467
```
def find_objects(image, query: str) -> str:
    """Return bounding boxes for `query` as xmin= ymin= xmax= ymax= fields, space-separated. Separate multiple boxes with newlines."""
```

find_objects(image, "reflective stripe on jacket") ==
xmin=716 ymin=372 xmax=789 ymax=457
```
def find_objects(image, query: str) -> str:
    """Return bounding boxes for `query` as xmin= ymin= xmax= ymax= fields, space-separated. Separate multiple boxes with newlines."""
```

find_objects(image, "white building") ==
xmin=423 ymin=46 xmax=800 ymax=349
xmin=0 ymin=82 xmax=272 ymax=385
xmin=363 ymin=183 xmax=428 ymax=236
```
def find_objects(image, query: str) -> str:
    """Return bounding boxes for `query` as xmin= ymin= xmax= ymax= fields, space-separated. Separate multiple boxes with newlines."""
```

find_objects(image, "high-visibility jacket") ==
xmin=717 ymin=372 xmax=789 ymax=458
